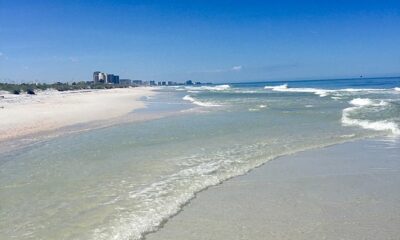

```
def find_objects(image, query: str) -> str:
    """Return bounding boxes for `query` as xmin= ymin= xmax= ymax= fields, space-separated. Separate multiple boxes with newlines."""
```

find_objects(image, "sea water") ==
xmin=1 ymin=77 xmax=399 ymax=240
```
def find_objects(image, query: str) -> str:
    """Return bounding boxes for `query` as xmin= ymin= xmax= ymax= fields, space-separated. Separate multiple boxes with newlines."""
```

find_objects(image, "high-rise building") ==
xmin=185 ymin=80 xmax=193 ymax=85
xmin=131 ymin=80 xmax=143 ymax=86
xmin=106 ymin=74 xmax=114 ymax=84
xmin=119 ymin=79 xmax=132 ymax=85
xmin=113 ymin=75 xmax=120 ymax=84
xmin=99 ymin=73 xmax=107 ymax=83
xmin=93 ymin=71 xmax=100 ymax=83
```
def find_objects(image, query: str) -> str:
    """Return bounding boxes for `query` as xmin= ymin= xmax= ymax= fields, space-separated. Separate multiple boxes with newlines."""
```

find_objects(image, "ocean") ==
xmin=1 ymin=77 xmax=399 ymax=240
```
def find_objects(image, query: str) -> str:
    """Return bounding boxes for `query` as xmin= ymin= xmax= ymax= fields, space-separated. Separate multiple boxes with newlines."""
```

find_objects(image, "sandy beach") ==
xmin=0 ymin=87 xmax=156 ymax=142
xmin=146 ymin=138 xmax=400 ymax=240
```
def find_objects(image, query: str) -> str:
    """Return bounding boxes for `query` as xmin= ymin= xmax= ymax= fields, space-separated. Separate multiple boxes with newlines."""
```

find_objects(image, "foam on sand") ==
xmin=182 ymin=95 xmax=221 ymax=107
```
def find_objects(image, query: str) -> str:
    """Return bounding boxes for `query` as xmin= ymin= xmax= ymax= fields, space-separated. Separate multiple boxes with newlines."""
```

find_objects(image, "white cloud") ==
xmin=231 ymin=65 xmax=243 ymax=71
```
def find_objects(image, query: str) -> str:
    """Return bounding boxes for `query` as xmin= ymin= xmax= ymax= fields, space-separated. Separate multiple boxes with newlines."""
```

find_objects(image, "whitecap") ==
xmin=342 ymin=112 xmax=400 ymax=135
xmin=342 ymin=98 xmax=398 ymax=135
xmin=349 ymin=98 xmax=388 ymax=107
xmin=265 ymin=85 xmax=393 ymax=98
xmin=264 ymin=84 xmax=288 ymax=90
xmin=182 ymin=95 xmax=221 ymax=107
xmin=265 ymin=84 xmax=331 ymax=97
xmin=186 ymin=84 xmax=230 ymax=91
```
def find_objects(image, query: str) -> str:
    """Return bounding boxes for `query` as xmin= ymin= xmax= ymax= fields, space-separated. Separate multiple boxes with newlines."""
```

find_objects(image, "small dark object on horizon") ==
xmin=13 ymin=89 xmax=21 ymax=95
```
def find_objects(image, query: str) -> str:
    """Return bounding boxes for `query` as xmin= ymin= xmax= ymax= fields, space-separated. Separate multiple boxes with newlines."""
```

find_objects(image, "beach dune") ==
xmin=0 ymin=87 xmax=156 ymax=142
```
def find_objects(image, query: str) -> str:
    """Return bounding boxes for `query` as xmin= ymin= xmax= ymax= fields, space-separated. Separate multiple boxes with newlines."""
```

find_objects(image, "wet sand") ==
xmin=147 ymin=138 xmax=400 ymax=240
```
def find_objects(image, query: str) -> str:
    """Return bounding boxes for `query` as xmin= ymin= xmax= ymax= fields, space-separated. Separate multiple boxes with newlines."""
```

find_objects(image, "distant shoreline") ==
xmin=0 ymin=87 xmax=157 ymax=144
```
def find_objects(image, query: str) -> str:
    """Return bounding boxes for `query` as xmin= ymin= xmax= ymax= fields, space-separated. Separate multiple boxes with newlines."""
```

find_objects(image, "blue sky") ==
xmin=1 ymin=0 xmax=400 ymax=83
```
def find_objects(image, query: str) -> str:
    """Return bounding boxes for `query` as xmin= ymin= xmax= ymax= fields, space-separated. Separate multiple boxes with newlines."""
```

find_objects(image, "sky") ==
xmin=1 ymin=0 xmax=400 ymax=83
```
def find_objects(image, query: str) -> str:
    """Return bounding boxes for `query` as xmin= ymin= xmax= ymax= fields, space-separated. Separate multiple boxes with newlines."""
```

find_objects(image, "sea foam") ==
xmin=265 ymin=84 xmax=331 ymax=97
xmin=183 ymin=95 xmax=220 ymax=107
xmin=349 ymin=98 xmax=388 ymax=107
xmin=186 ymin=84 xmax=230 ymax=91
xmin=342 ymin=98 xmax=399 ymax=135
xmin=264 ymin=84 xmax=391 ymax=98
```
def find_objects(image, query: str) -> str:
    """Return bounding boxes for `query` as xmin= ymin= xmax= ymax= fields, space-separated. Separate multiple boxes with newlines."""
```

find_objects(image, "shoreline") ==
xmin=0 ymin=87 xmax=158 ymax=147
xmin=146 ymin=137 xmax=400 ymax=240
xmin=0 ymin=87 xmax=156 ymax=142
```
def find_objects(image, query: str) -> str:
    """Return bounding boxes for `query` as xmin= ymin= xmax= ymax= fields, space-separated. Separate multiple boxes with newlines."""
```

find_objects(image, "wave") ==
xmin=342 ymin=98 xmax=399 ymax=135
xmin=342 ymin=114 xmax=400 ymax=135
xmin=395 ymin=87 xmax=400 ymax=92
xmin=91 ymin=134 xmax=363 ymax=240
xmin=349 ymin=98 xmax=388 ymax=107
xmin=264 ymin=84 xmax=288 ymax=90
xmin=265 ymin=84 xmax=331 ymax=97
xmin=182 ymin=95 xmax=221 ymax=107
xmin=264 ymin=84 xmax=392 ymax=97
xmin=186 ymin=84 xmax=231 ymax=91
xmin=204 ymin=84 xmax=230 ymax=91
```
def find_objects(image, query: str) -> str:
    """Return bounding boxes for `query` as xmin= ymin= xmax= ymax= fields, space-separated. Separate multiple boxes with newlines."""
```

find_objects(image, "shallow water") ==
xmin=1 ymin=77 xmax=399 ymax=239
xmin=146 ymin=138 xmax=400 ymax=240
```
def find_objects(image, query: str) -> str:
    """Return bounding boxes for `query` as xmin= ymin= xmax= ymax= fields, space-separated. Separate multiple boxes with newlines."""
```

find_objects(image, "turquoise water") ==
xmin=1 ymin=77 xmax=399 ymax=239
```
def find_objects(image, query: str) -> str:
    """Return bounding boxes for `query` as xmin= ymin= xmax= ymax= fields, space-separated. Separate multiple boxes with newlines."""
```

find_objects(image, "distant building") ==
xmin=106 ymin=74 xmax=114 ymax=84
xmin=131 ymin=80 xmax=143 ymax=86
xmin=93 ymin=71 xmax=100 ymax=83
xmin=93 ymin=71 xmax=121 ymax=84
xmin=113 ymin=75 xmax=120 ymax=84
xmin=149 ymin=80 xmax=156 ymax=86
xmin=99 ymin=73 xmax=107 ymax=83
xmin=195 ymin=82 xmax=201 ymax=85
xmin=185 ymin=80 xmax=193 ymax=85
xmin=119 ymin=79 xmax=132 ymax=85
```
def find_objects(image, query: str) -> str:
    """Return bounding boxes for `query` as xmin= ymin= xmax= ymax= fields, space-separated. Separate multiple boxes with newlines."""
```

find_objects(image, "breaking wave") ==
xmin=186 ymin=84 xmax=231 ymax=91
xmin=265 ymin=84 xmax=331 ymax=97
xmin=349 ymin=98 xmax=388 ymax=107
xmin=342 ymin=98 xmax=399 ymax=135
xmin=183 ymin=95 xmax=221 ymax=107
xmin=264 ymin=84 xmax=391 ymax=97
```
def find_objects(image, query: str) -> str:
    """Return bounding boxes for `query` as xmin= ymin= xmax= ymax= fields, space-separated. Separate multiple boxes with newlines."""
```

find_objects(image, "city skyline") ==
xmin=1 ymin=0 xmax=400 ymax=83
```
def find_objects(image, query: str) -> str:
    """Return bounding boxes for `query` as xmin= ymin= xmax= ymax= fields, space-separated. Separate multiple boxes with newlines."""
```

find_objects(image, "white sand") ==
xmin=0 ymin=87 xmax=156 ymax=142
